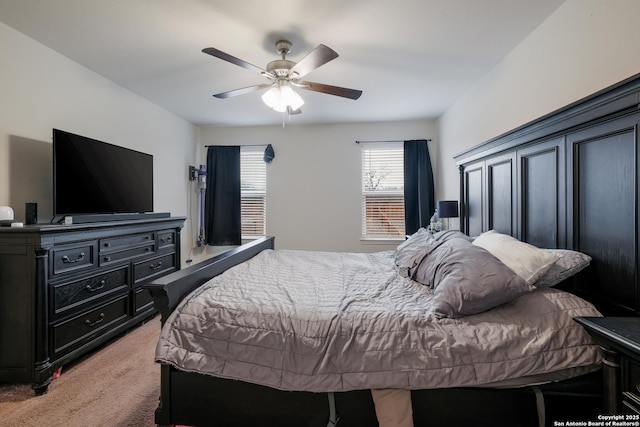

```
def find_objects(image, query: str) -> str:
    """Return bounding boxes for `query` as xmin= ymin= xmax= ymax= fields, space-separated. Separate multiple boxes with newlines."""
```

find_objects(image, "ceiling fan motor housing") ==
xmin=266 ymin=59 xmax=296 ymax=77
xmin=267 ymin=40 xmax=296 ymax=78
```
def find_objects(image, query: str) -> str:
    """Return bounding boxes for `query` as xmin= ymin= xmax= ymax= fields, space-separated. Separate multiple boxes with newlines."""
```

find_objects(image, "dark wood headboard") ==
xmin=454 ymin=73 xmax=640 ymax=316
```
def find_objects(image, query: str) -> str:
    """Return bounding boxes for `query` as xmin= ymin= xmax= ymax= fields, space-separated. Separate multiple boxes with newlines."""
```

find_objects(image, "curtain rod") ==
xmin=204 ymin=144 xmax=268 ymax=147
xmin=355 ymin=139 xmax=432 ymax=144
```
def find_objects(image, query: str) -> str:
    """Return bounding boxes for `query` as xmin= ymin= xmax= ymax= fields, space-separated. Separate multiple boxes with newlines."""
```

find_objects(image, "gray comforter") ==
xmin=156 ymin=249 xmax=601 ymax=392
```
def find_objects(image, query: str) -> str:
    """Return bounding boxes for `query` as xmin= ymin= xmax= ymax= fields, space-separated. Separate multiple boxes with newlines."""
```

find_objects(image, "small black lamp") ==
xmin=437 ymin=200 xmax=459 ymax=230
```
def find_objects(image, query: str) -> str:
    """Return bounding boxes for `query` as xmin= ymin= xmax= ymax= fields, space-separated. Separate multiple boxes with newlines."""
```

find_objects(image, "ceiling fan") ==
xmin=202 ymin=39 xmax=363 ymax=115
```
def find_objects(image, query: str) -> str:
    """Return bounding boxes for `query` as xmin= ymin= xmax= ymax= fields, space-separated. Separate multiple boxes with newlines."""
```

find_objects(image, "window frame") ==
xmin=240 ymin=146 xmax=267 ymax=238
xmin=360 ymin=141 xmax=405 ymax=241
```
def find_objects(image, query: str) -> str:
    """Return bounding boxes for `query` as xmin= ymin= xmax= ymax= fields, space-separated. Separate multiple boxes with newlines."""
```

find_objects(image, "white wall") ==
xmin=199 ymin=119 xmax=436 ymax=253
xmin=437 ymin=0 xmax=640 ymax=200
xmin=0 ymin=22 xmax=198 ymax=265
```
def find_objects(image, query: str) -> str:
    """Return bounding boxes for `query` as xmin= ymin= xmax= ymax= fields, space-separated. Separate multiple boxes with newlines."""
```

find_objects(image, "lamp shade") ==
xmin=0 ymin=206 xmax=14 ymax=221
xmin=437 ymin=200 xmax=458 ymax=218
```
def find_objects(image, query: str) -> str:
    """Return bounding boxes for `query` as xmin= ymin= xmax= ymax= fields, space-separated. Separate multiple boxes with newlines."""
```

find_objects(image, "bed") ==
xmin=146 ymin=72 xmax=640 ymax=427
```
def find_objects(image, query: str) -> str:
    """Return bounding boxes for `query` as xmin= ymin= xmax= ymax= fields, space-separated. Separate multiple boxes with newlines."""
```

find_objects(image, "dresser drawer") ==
xmin=51 ymin=241 xmax=98 ymax=277
xmin=133 ymin=287 xmax=155 ymax=313
xmin=157 ymin=230 xmax=176 ymax=250
xmin=51 ymin=267 xmax=128 ymax=317
xmin=100 ymin=232 xmax=154 ymax=252
xmin=51 ymin=296 xmax=129 ymax=357
xmin=100 ymin=244 xmax=154 ymax=266
xmin=133 ymin=253 xmax=176 ymax=285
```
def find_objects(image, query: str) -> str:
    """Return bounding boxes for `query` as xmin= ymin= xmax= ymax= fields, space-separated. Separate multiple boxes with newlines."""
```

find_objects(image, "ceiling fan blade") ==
xmin=213 ymin=83 xmax=273 ymax=99
xmin=288 ymin=44 xmax=339 ymax=78
xmin=202 ymin=47 xmax=267 ymax=75
xmin=298 ymin=81 xmax=363 ymax=100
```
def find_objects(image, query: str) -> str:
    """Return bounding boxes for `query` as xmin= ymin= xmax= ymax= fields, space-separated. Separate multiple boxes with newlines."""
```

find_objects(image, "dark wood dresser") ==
xmin=0 ymin=217 xmax=185 ymax=394
xmin=575 ymin=316 xmax=640 ymax=416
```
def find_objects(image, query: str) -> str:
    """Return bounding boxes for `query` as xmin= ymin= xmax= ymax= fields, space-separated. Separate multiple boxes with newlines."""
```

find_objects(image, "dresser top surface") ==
xmin=575 ymin=316 xmax=640 ymax=354
xmin=0 ymin=216 xmax=186 ymax=233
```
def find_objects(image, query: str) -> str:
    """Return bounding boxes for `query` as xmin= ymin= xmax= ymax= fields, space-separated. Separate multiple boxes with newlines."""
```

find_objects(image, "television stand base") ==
xmin=61 ymin=212 xmax=171 ymax=224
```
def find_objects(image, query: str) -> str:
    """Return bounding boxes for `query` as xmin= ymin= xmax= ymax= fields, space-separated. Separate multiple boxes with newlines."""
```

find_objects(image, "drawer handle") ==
xmin=145 ymin=247 xmax=151 ymax=252
xmin=160 ymin=237 xmax=172 ymax=243
xmin=104 ymin=242 xmax=111 ymax=248
xmin=85 ymin=280 xmax=105 ymax=292
xmin=62 ymin=253 xmax=85 ymax=264
xmin=103 ymin=256 xmax=111 ymax=262
xmin=85 ymin=313 xmax=105 ymax=327
xmin=149 ymin=261 xmax=163 ymax=270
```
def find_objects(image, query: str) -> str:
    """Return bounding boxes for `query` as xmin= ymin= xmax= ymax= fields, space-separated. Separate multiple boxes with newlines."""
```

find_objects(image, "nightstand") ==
xmin=574 ymin=317 xmax=640 ymax=415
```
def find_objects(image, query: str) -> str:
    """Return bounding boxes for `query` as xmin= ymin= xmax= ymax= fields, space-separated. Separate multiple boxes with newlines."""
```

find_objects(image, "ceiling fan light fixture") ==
xmin=281 ymin=84 xmax=305 ymax=110
xmin=261 ymin=81 xmax=304 ymax=112
xmin=261 ymin=86 xmax=280 ymax=109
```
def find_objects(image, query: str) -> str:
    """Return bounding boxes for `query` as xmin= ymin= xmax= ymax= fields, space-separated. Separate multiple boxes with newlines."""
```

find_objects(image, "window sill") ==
xmin=360 ymin=237 xmax=404 ymax=245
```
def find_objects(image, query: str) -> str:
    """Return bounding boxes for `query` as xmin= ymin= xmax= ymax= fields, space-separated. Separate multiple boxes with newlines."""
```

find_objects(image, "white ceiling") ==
xmin=0 ymin=0 xmax=565 ymax=127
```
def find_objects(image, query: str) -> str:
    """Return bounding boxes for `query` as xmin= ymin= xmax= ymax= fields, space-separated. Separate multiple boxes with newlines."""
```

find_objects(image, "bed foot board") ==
xmin=145 ymin=236 xmax=275 ymax=324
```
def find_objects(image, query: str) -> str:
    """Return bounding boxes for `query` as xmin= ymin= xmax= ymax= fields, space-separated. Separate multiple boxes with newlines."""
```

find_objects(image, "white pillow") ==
xmin=472 ymin=230 xmax=558 ymax=285
xmin=534 ymin=249 xmax=591 ymax=287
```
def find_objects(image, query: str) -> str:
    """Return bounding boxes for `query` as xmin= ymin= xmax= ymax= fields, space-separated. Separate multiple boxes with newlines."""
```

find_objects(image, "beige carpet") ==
xmin=0 ymin=316 xmax=162 ymax=427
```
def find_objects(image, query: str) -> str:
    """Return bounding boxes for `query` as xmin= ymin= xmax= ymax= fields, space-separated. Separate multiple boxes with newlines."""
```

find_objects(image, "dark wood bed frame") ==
xmin=146 ymin=73 xmax=640 ymax=427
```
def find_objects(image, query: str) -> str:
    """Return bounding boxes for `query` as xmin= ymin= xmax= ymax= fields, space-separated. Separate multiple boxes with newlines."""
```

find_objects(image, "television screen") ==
xmin=53 ymin=129 xmax=153 ymax=216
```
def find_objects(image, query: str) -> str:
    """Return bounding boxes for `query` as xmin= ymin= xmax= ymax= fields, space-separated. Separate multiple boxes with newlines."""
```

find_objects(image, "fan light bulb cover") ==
xmin=261 ymin=83 xmax=304 ymax=112
xmin=261 ymin=87 xmax=280 ymax=108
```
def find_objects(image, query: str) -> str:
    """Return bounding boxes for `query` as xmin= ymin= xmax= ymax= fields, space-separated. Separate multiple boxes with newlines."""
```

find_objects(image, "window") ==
xmin=361 ymin=142 xmax=405 ymax=239
xmin=240 ymin=146 xmax=266 ymax=237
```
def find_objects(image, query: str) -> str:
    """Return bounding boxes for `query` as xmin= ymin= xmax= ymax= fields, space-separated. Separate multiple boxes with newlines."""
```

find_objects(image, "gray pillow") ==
xmin=431 ymin=230 xmax=474 ymax=242
xmin=533 ymin=249 xmax=592 ymax=287
xmin=413 ymin=238 xmax=533 ymax=318
xmin=394 ymin=228 xmax=442 ymax=278
xmin=395 ymin=229 xmax=474 ymax=278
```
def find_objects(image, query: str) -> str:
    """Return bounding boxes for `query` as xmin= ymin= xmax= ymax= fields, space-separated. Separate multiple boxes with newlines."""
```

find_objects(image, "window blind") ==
xmin=240 ymin=146 xmax=266 ymax=237
xmin=361 ymin=142 xmax=405 ymax=238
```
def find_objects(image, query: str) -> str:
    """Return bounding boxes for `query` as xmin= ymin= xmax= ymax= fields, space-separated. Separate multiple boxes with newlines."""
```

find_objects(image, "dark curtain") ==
xmin=404 ymin=139 xmax=435 ymax=235
xmin=204 ymin=146 xmax=242 ymax=245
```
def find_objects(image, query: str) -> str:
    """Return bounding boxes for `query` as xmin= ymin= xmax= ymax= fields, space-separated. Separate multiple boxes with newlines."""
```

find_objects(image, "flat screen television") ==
xmin=53 ymin=129 xmax=154 ymax=217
